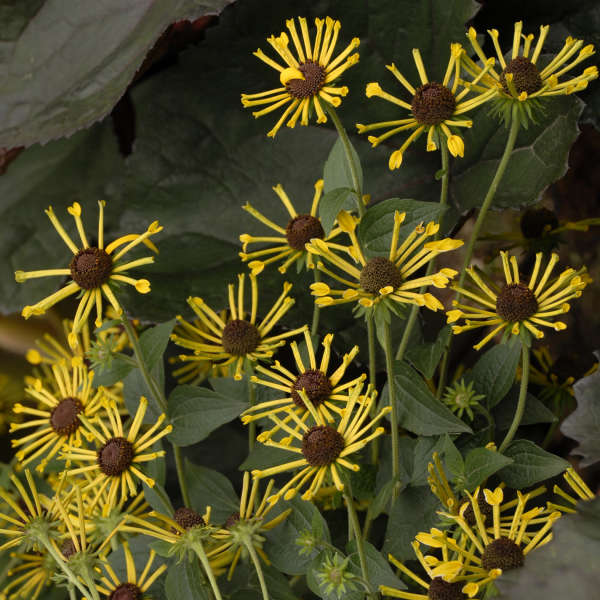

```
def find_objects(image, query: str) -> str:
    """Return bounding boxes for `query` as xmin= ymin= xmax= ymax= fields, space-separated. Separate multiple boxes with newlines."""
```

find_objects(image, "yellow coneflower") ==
xmin=1 ymin=550 xmax=55 ymax=600
xmin=357 ymin=44 xmax=496 ymax=169
xmin=61 ymin=397 xmax=172 ymax=510
xmin=170 ymin=274 xmax=306 ymax=381
xmin=10 ymin=359 xmax=105 ymax=472
xmin=306 ymin=210 xmax=462 ymax=310
xmin=93 ymin=542 xmax=167 ymax=599
xmin=207 ymin=472 xmax=291 ymax=581
xmin=447 ymin=251 xmax=589 ymax=349
xmin=240 ymin=179 xmax=346 ymax=275
xmin=242 ymin=329 xmax=365 ymax=439
xmin=463 ymin=21 xmax=598 ymax=116
xmin=241 ymin=17 xmax=359 ymax=137
xmin=15 ymin=201 xmax=162 ymax=347
xmin=252 ymin=383 xmax=390 ymax=502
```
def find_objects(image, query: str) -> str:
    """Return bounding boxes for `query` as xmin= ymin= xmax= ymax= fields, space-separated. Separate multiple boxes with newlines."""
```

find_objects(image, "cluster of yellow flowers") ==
xmin=2 ymin=13 xmax=597 ymax=600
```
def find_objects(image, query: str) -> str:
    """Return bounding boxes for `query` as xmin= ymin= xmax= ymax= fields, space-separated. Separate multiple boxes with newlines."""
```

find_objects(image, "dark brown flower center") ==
xmin=97 ymin=437 xmax=134 ymax=476
xmin=174 ymin=507 xmax=205 ymax=530
xmin=50 ymin=397 xmax=83 ymax=435
xmin=69 ymin=247 xmax=112 ymax=289
xmin=496 ymin=283 xmax=538 ymax=322
xmin=286 ymin=214 xmax=325 ymax=250
xmin=500 ymin=57 xmax=543 ymax=95
xmin=285 ymin=60 xmax=326 ymax=99
xmin=222 ymin=319 xmax=260 ymax=356
xmin=109 ymin=583 xmax=142 ymax=600
xmin=359 ymin=257 xmax=402 ymax=294
xmin=462 ymin=494 xmax=493 ymax=526
xmin=520 ymin=207 xmax=559 ymax=239
xmin=60 ymin=539 xmax=77 ymax=560
xmin=427 ymin=578 xmax=467 ymax=600
xmin=225 ymin=511 xmax=241 ymax=529
xmin=301 ymin=425 xmax=345 ymax=466
xmin=482 ymin=537 xmax=524 ymax=571
xmin=411 ymin=82 xmax=457 ymax=125
xmin=291 ymin=369 xmax=333 ymax=408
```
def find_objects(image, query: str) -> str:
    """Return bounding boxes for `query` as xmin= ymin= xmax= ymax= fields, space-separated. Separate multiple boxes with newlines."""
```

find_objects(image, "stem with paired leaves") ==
xmin=499 ymin=344 xmax=529 ymax=452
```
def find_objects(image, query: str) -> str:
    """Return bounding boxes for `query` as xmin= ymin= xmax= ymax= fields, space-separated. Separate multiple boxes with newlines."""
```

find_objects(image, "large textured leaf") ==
xmin=0 ymin=0 xmax=234 ymax=147
xmin=561 ymin=353 xmax=600 ymax=467
xmin=497 ymin=497 xmax=600 ymax=600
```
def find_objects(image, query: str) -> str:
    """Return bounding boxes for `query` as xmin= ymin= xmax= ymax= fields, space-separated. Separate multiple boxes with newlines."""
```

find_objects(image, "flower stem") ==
xmin=499 ymin=344 xmax=529 ymax=453
xmin=245 ymin=540 xmax=270 ymax=600
xmin=174 ymin=445 xmax=191 ymax=507
xmin=383 ymin=321 xmax=400 ymax=501
xmin=248 ymin=375 xmax=256 ymax=451
xmin=68 ymin=583 xmax=77 ymax=600
xmin=311 ymin=268 xmax=322 ymax=339
xmin=343 ymin=488 xmax=375 ymax=599
xmin=395 ymin=142 xmax=449 ymax=362
xmin=192 ymin=541 xmax=224 ymax=600
xmin=121 ymin=317 xmax=191 ymax=518
xmin=325 ymin=104 xmax=365 ymax=218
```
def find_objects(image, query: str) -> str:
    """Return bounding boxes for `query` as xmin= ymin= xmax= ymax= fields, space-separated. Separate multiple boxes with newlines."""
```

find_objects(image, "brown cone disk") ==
xmin=427 ymin=578 xmax=467 ymax=600
xmin=462 ymin=493 xmax=493 ymax=526
xmin=69 ymin=247 xmax=113 ymax=289
xmin=222 ymin=319 xmax=260 ymax=356
xmin=359 ymin=257 xmax=403 ymax=294
xmin=285 ymin=60 xmax=326 ymax=99
xmin=60 ymin=539 xmax=77 ymax=559
xmin=225 ymin=512 xmax=241 ymax=529
xmin=482 ymin=537 xmax=524 ymax=571
xmin=174 ymin=507 xmax=205 ymax=530
xmin=500 ymin=57 xmax=543 ymax=95
xmin=50 ymin=397 xmax=83 ymax=435
xmin=291 ymin=369 xmax=333 ymax=408
xmin=411 ymin=82 xmax=457 ymax=125
xmin=286 ymin=214 xmax=325 ymax=250
xmin=97 ymin=437 xmax=135 ymax=476
xmin=496 ymin=283 xmax=538 ymax=322
xmin=301 ymin=425 xmax=345 ymax=466
xmin=109 ymin=583 xmax=143 ymax=600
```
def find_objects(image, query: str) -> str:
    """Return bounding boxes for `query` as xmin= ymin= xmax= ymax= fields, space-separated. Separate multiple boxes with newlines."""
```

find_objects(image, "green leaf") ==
xmin=358 ymin=198 xmax=448 ymax=258
xmin=463 ymin=448 xmax=513 ymax=491
xmin=468 ymin=342 xmax=521 ymax=409
xmin=323 ymin=137 xmax=363 ymax=194
xmin=0 ymin=0 xmax=234 ymax=147
xmin=92 ymin=354 xmax=134 ymax=387
xmin=406 ymin=326 xmax=452 ymax=380
xmin=184 ymin=459 xmax=239 ymax=524
xmin=382 ymin=361 xmax=472 ymax=436
xmin=167 ymin=384 xmax=246 ymax=446
xmin=143 ymin=481 xmax=174 ymax=517
xmin=497 ymin=497 xmax=600 ymax=600
xmin=453 ymin=95 xmax=584 ymax=210
xmin=138 ymin=319 xmax=176 ymax=370
xmin=441 ymin=434 xmax=465 ymax=479
xmin=561 ymin=355 xmax=600 ymax=467
xmin=123 ymin=358 xmax=165 ymax=423
xmin=165 ymin=556 xmax=211 ymax=600
xmin=318 ymin=187 xmax=357 ymax=235
xmin=383 ymin=486 xmax=440 ymax=561
xmin=494 ymin=388 xmax=557 ymax=430
xmin=498 ymin=440 xmax=569 ymax=488
xmin=263 ymin=496 xmax=330 ymax=576
xmin=261 ymin=566 xmax=300 ymax=600
xmin=239 ymin=443 xmax=292 ymax=472
xmin=347 ymin=540 xmax=406 ymax=591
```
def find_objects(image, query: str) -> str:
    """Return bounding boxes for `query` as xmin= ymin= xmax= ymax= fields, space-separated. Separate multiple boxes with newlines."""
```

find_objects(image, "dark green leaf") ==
xmin=358 ymin=198 xmax=448 ymax=258
xmin=561 ymin=355 xmax=600 ymax=467
xmin=323 ymin=137 xmax=363 ymax=194
xmin=184 ymin=459 xmax=239 ymax=524
xmin=123 ymin=358 xmax=165 ymax=423
xmin=453 ymin=96 xmax=584 ymax=210
xmin=469 ymin=342 xmax=521 ymax=408
xmin=261 ymin=566 xmax=300 ymax=600
xmin=463 ymin=448 xmax=513 ymax=491
xmin=239 ymin=444 xmax=293 ymax=471
xmin=494 ymin=389 xmax=557 ymax=430
xmin=347 ymin=540 xmax=406 ymax=591
xmin=497 ymin=497 xmax=600 ymax=600
xmin=0 ymin=0 xmax=234 ymax=147
xmin=263 ymin=496 xmax=330 ymax=575
xmin=167 ymin=384 xmax=246 ymax=446
xmin=92 ymin=354 xmax=134 ymax=387
xmin=319 ymin=187 xmax=357 ymax=235
xmin=441 ymin=434 xmax=465 ymax=479
xmin=406 ymin=326 xmax=452 ymax=379
xmin=383 ymin=486 xmax=440 ymax=561
xmin=138 ymin=319 xmax=176 ymax=370
xmin=143 ymin=481 xmax=174 ymax=516
xmin=165 ymin=556 xmax=211 ymax=600
xmin=498 ymin=440 xmax=569 ymax=488
xmin=382 ymin=361 xmax=472 ymax=436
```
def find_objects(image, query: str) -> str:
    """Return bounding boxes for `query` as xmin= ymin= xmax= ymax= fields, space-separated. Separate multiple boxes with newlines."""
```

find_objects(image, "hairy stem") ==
xmin=192 ymin=541 xmax=224 ymax=600
xmin=499 ymin=344 xmax=530 ymax=452
xmin=383 ymin=321 xmax=400 ymax=500
xmin=246 ymin=541 xmax=270 ymax=600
